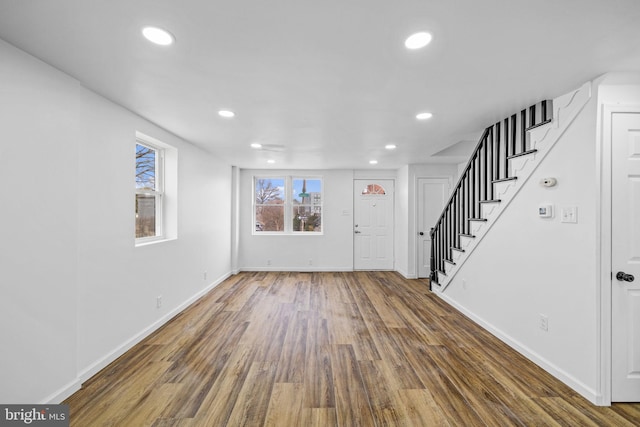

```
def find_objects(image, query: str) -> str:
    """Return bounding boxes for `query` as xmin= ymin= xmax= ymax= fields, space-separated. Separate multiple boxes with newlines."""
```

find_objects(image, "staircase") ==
xmin=430 ymin=82 xmax=591 ymax=289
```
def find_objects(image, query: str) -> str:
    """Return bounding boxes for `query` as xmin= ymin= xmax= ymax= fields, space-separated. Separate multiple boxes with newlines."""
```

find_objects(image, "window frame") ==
xmin=135 ymin=139 xmax=165 ymax=244
xmin=253 ymin=175 xmax=323 ymax=235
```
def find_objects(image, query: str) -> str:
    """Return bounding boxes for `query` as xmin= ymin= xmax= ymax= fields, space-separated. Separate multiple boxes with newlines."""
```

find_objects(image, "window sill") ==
xmin=252 ymin=233 xmax=324 ymax=236
xmin=135 ymin=236 xmax=177 ymax=247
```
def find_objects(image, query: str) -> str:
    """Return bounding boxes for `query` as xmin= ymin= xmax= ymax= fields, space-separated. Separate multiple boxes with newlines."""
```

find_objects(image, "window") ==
xmin=136 ymin=140 xmax=164 ymax=241
xmin=255 ymin=178 xmax=285 ymax=232
xmin=254 ymin=176 xmax=323 ymax=234
xmin=362 ymin=184 xmax=386 ymax=195
xmin=292 ymin=178 xmax=322 ymax=232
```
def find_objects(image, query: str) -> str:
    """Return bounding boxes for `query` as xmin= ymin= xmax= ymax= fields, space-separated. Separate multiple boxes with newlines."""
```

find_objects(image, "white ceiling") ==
xmin=2 ymin=0 xmax=640 ymax=169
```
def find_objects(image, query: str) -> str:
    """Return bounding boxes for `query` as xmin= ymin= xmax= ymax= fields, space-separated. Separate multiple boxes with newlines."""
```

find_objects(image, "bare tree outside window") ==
xmin=136 ymin=144 xmax=156 ymax=190
xmin=255 ymin=178 xmax=285 ymax=232
xmin=135 ymin=143 xmax=162 ymax=238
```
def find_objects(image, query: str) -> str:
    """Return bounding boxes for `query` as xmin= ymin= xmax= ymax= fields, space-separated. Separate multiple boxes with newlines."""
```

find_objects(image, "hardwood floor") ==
xmin=65 ymin=271 xmax=640 ymax=426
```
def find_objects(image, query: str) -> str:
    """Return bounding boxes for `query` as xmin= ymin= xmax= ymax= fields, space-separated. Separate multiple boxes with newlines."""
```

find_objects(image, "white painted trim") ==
xmin=396 ymin=268 xmax=417 ymax=279
xmin=435 ymin=291 xmax=599 ymax=404
xmin=240 ymin=267 xmax=354 ymax=272
xmin=598 ymin=104 xmax=640 ymax=405
xmin=73 ymin=271 xmax=231 ymax=395
xmin=40 ymin=379 xmax=81 ymax=405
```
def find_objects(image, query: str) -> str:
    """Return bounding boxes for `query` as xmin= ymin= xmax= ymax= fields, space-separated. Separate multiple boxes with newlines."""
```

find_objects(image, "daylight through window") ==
xmin=254 ymin=177 xmax=323 ymax=234
xmin=136 ymin=141 xmax=164 ymax=240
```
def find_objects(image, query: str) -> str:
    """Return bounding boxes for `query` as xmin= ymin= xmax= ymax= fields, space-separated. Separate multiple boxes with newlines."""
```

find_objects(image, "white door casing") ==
xmin=353 ymin=180 xmax=394 ymax=270
xmin=612 ymin=112 xmax=640 ymax=401
xmin=417 ymin=178 xmax=450 ymax=278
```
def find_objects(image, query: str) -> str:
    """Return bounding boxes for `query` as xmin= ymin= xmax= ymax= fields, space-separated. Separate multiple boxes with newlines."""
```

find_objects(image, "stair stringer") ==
xmin=435 ymin=81 xmax=592 ymax=290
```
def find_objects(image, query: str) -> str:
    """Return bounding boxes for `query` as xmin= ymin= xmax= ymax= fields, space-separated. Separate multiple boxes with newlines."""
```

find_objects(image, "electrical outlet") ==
xmin=309 ymin=259 xmax=313 ymax=266
xmin=267 ymin=259 xmax=272 ymax=266
xmin=157 ymin=295 xmax=163 ymax=309
xmin=539 ymin=314 xmax=548 ymax=331
xmin=462 ymin=279 xmax=467 ymax=290
xmin=203 ymin=271 xmax=207 ymax=281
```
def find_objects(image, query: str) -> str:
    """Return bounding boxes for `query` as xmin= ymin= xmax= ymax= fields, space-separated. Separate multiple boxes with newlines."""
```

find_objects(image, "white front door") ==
xmin=612 ymin=112 xmax=640 ymax=401
xmin=417 ymin=178 xmax=450 ymax=278
xmin=353 ymin=179 xmax=394 ymax=270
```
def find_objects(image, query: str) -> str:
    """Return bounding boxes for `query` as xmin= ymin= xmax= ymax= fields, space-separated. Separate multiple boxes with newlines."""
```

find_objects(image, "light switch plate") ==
xmin=561 ymin=206 xmax=578 ymax=223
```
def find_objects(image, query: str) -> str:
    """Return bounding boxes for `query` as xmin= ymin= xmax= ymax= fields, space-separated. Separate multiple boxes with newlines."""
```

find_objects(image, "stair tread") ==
xmin=468 ymin=217 xmax=487 ymax=222
xmin=493 ymin=176 xmax=517 ymax=184
xmin=526 ymin=118 xmax=552 ymax=131
xmin=507 ymin=149 xmax=537 ymax=160
xmin=444 ymin=258 xmax=456 ymax=265
xmin=479 ymin=199 xmax=501 ymax=203
xmin=460 ymin=233 xmax=476 ymax=238
xmin=451 ymin=247 xmax=465 ymax=253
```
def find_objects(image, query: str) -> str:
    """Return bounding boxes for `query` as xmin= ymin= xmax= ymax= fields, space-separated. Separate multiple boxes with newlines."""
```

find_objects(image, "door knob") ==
xmin=354 ymin=230 xmax=361 ymax=234
xmin=616 ymin=271 xmax=635 ymax=282
xmin=419 ymin=232 xmax=424 ymax=236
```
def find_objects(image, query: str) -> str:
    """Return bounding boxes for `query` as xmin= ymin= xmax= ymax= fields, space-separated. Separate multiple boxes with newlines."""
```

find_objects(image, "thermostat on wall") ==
xmin=538 ymin=204 xmax=553 ymax=218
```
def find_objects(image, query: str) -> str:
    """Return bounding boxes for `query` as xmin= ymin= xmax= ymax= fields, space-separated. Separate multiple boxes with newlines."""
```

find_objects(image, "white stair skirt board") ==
xmin=433 ymin=82 xmax=592 ymax=291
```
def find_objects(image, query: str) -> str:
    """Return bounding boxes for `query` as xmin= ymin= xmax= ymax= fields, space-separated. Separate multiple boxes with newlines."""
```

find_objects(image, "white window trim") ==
xmin=135 ymin=139 xmax=165 ymax=245
xmin=253 ymin=175 xmax=324 ymax=235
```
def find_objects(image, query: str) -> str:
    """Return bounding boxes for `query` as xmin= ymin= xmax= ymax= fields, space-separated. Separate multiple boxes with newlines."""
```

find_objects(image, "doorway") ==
xmin=353 ymin=179 xmax=394 ymax=270
xmin=416 ymin=178 xmax=450 ymax=278
xmin=610 ymin=111 xmax=640 ymax=401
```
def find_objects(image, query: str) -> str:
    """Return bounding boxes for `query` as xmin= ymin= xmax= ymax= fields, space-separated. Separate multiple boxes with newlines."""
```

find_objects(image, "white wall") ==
xmin=239 ymin=169 xmax=355 ymax=271
xmin=0 ymin=39 xmax=232 ymax=403
xmin=441 ymin=88 xmax=600 ymax=400
xmin=0 ymin=39 xmax=80 ymax=404
xmin=395 ymin=166 xmax=410 ymax=277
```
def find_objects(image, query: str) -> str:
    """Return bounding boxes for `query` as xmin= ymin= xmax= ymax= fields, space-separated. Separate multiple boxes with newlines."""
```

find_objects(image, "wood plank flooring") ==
xmin=64 ymin=271 xmax=640 ymax=426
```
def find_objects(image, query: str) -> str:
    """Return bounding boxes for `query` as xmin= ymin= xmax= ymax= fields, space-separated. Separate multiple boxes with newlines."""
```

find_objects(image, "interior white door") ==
xmin=353 ymin=179 xmax=394 ymax=270
xmin=417 ymin=178 xmax=450 ymax=278
xmin=612 ymin=112 xmax=640 ymax=401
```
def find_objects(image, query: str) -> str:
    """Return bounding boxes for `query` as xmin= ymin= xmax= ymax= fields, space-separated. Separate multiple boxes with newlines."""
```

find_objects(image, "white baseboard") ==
xmin=435 ymin=291 xmax=599 ymax=405
xmin=54 ymin=271 xmax=232 ymax=403
xmin=240 ymin=267 xmax=353 ymax=272
xmin=396 ymin=268 xmax=417 ymax=279
xmin=40 ymin=379 xmax=81 ymax=404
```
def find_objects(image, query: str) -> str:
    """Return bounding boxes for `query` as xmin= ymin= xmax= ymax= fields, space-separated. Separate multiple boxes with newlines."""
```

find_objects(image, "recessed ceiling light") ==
xmin=142 ymin=26 xmax=175 ymax=46
xmin=385 ymin=144 xmax=397 ymax=150
xmin=218 ymin=110 xmax=235 ymax=118
xmin=416 ymin=112 xmax=433 ymax=120
xmin=267 ymin=159 xmax=276 ymax=164
xmin=405 ymin=32 xmax=432 ymax=50
xmin=250 ymin=143 xmax=262 ymax=149
xmin=369 ymin=160 xmax=378 ymax=165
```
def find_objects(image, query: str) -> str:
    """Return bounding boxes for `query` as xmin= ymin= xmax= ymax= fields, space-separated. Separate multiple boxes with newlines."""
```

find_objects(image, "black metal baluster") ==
xmin=511 ymin=114 xmax=517 ymax=156
xmin=469 ymin=154 xmax=478 ymax=218
xmin=440 ymin=223 xmax=445 ymax=272
xmin=529 ymin=104 xmax=536 ymax=128
xmin=504 ymin=117 xmax=510 ymax=178
xmin=445 ymin=209 xmax=450 ymax=262
xmin=448 ymin=206 xmax=452 ymax=260
xmin=461 ymin=176 xmax=466 ymax=236
xmin=495 ymin=122 xmax=501 ymax=181
xmin=488 ymin=128 xmax=494 ymax=200
xmin=430 ymin=227 xmax=436 ymax=285
xmin=482 ymin=137 xmax=488 ymax=203
xmin=452 ymin=193 xmax=457 ymax=250
xmin=520 ymin=109 xmax=527 ymax=152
